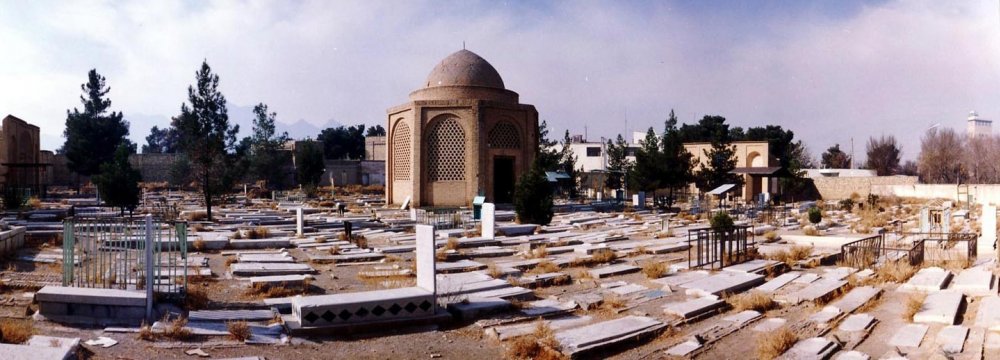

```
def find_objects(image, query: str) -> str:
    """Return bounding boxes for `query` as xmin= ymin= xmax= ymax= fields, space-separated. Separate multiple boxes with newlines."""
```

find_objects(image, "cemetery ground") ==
xmin=0 ymin=188 xmax=997 ymax=359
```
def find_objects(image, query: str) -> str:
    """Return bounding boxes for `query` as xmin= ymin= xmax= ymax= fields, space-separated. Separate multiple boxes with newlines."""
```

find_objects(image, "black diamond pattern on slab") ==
xmin=404 ymin=302 xmax=417 ymax=313
xmin=419 ymin=300 xmax=432 ymax=311
xmin=356 ymin=307 xmax=369 ymax=317
xmin=372 ymin=305 xmax=386 ymax=316
xmin=321 ymin=310 xmax=335 ymax=322
xmin=304 ymin=312 xmax=319 ymax=323
xmin=338 ymin=309 xmax=352 ymax=321
xmin=389 ymin=303 xmax=402 ymax=315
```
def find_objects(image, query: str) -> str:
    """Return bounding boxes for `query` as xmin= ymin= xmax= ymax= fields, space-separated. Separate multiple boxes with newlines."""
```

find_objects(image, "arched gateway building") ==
xmin=386 ymin=50 xmax=539 ymax=207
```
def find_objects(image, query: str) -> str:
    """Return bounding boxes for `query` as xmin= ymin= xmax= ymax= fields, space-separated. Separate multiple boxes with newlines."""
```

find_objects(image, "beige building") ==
xmin=365 ymin=136 xmax=386 ymax=161
xmin=0 ymin=115 xmax=43 ymax=190
xmin=386 ymin=50 xmax=539 ymax=207
xmin=684 ymin=141 xmax=777 ymax=200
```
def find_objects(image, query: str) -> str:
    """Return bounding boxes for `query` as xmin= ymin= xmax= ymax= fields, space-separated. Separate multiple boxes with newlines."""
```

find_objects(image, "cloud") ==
xmin=0 ymin=0 xmax=997 ymax=161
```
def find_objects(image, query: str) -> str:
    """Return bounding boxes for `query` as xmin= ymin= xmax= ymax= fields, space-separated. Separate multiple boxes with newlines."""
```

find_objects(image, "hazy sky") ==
xmin=1 ymin=0 xmax=998 ymax=162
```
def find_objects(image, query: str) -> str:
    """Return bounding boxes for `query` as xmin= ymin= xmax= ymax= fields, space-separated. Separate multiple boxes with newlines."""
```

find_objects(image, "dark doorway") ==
xmin=493 ymin=156 xmax=515 ymax=203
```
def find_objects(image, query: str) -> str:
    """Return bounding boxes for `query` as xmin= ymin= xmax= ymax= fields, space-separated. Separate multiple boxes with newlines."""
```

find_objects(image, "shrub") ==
xmin=727 ymin=291 xmax=778 ymax=312
xmin=227 ymin=320 xmax=252 ymax=341
xmin=513 ymin=161 xmax=554 ymax=225
xmin=710 ymin=212 xmax=734 ymax=232
xmin=838 ymin=198 xmax=855 ymax=211
xmin=764 ymin=231 xmax=779 ymax=241
xmin=802 ymin=225 xmax=821 ymax=236
xmin=755 ymin=326 xmax=797 ymax=360
xmin=506 ymin=321 xmax=562 ymax=360
xmin=137 ymin=321 xmax=155 ymax=341
xmin=162 ymin=315 xmax=191 ymax=340
xmin=529 ymin=260 xmax=560 ymax=274
xmin=0 ymin=318 xmax=34 ymax=343
xmin=807 ymin=207 xmax=822 ymax=224
xmin=641 ymin=261 xmax=668 ymax=279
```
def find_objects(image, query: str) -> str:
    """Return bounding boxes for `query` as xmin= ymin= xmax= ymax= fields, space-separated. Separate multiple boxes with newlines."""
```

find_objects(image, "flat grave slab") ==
xmin=950 ymin=267 xmax=994 ymax=296
xmin=436 ymin=260 xmax=487 ymax=273
xmin=888 ymin=323 xmax=929 ymax=348
xmin=779 ymin=337 xmax=839 ymax=360
xmin=230 ymin=263 xmax=315 ymax=276
xmin=498 ymin=224 xmax=537 ymax=236
xmin=778 ymin=278 xmax=848 ymax=305
xmin=722 ymin=259 xmax=782 ymax=274
xmin=722 ymin=310 xmax=762 ymax=326
xmin=488 ymin=315 xmax=593 ymax=340
xmin=651 ymin=271 xmax=710 ymax=289
xmin=834 ymin=351 xmax=871 ymax=360
xmin=189 ymin=309 xmax=276 ymax=322
xmin=588 ymin=264 xmax=640 ymax=279
xmin=838 ymin=313 xmax=876 ymax=333
xmin=36 ymin=286 xmax=145 ymax=307
xmin=680 ymin=271 xmax=764 ymax=297
xmin=238 ymin=253 xmax=294 ymax=263
xmin=913 ymin=291 xmax=963 ymax=325
xmin=662 ymin=297 xmax=725 ymax=320
xmin=554 ymin=316 xmax=665 ymax=357
xmin=756 ymin=272 xmax=801 ymax=292
xmin=793 ymin=273 xmax=820 ymax=284
xmin=293 ymin=287 xmax=435 ymax=327
xmin=975 ymin=296 xmax=1000 ymax=331
xmin=229 ymin=238 xmax=291 ymax=249
xmin=936 ymin=325 xmax=969 ymax=354
xmin=828 ymin=286 xmax=881 ymax=313
xmin=665 ymin=337 xmax=703 ymax=357
xmin=900 ymin=267 xmax=952 ymax=292
xmin=0 ymin=343 xmax=75 ymax=360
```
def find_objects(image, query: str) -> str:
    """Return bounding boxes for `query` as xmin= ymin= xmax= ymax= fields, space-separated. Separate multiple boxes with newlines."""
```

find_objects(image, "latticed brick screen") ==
xmin=427 ymin=117 xmax=466 ymax=181
xmin=391 ymin=121 xmax=412 ymax=181
xmin=488 ymin=121 xmax=521 ymax=149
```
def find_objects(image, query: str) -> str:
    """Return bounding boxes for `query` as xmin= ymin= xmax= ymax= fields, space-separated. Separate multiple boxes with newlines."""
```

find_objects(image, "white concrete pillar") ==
xmin=482 ymin=203 xmax=495 ymax=240
xmin=415 ymin=224 xmax=436 ymax=294
xmin=296 ymin=207 xmax=304 ymax=238
xmin=982 ymin=204 xmax=997 ymax=258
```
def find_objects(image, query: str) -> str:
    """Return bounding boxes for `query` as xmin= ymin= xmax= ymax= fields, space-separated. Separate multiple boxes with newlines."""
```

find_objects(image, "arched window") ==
xmin=391 ymin=121 xmax=412 ymax=181
xmin=427 ymin=117 xmax=466 ymax=181
xmin=488 ymin=121 xmax=521 ymax=149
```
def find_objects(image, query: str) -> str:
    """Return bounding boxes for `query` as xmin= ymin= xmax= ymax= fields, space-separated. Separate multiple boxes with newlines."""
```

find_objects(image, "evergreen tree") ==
xmin=94 ymin=143 xmax=142 ymax=215
xmin=694 ymin=115 xmax=742 ymax=192
xmin=317 ymin=125 xmax=366 ymax=159
xmin=365 ymin=125 xmax=386 ymax=137
xmin=559 ymin=130 xmax=580 ymax=198
xmin=173 ymin=61 xmax=241 ymax=221
xmin=62 ymin=69 xmax=132 ymax=177
xmin=247 ymin=103 xmax=291 ymax=190
xmin=296 ymin=140 xmax=325 ymax=191
xmin=628 ymin=127 xmax=663 ymax=193
xmin=142 ymin=125 xmax=179 ymax=153
xmin=605 ymin=134 xmax=629 ymax=191
xmin=660 ymin=110 xmax=695 ymax=207
xmin=821 ymin=144 xmax=852 ymax=169
xmin=535 ymin=120 xmax=562 ymax=172
xmin=513 ymin=160 xmax=554 ymax=225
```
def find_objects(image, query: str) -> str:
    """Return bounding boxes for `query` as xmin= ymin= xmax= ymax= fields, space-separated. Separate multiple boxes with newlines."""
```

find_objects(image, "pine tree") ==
xmin=94 ymin=143 xmax=142 ymax=215
xmin=605 ymin=134 xmax=629 ymax=191
xmin=62 ymin=69 xmax=132 ymax=178
xmin=660 ymin=110 xmax=694 ymax=207
xmin=694 ymin=115 xmax=742 ymax=192
xmin=247 ymin=103 xmax=291 ymax=190
xmin=628 ymin=127 xmax=663 ymax=193
xmin=513 ymin=160 xmax=554 ymax=225
xmin=535 ymin=120 xmax=562 ymax=172
xmin=296 ymin=140 xmax=325 ymax=192
xmin=173 ymin=61 xmax=241 ymax=221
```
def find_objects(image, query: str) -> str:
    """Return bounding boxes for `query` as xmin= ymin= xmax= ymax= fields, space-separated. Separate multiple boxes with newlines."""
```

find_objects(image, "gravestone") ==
xmin=920 ymin=207 xmax=931 ymax=233
xmin=410 ymin=208 xmax=417 ymax=221
xmin=401 ymin=196 xmax=411 ymax=210
xmin=481 ymin=203 xmax=495 ymax=240
xmin=296 ymin=208 xmax=304 ymax=237
xmin=415 ymin=224 xmax=436 ymax=293
xmin=633 ymin=191 xmax=646 ymax=210
xmin=982 ymin=204 xmax=997 ymax=256
xmin=944 ymin=208 xmax=952 ymax=234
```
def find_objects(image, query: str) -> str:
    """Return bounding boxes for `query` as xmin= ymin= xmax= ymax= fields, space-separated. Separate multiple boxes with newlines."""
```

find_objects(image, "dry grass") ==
xmin=802 ymin=225 xmax=821 ymax=236
xmin=641 ymin=261 xmax=668 ymax=279
xmin=192 ymin=239 xmax=206 ymax=252
xmin=137 ymin=321 xmax=155 ymax=341
xmin=231 ymin=230 xmax=243 ymax=240
xmin=487 ymin=264 xmax=504 ymax=278
xmin=767 ymin=245 xmax=814 ymax=266
xmin=572 ymin=249 xmax=618 ymax=267
xmin=903 ymin=293 xmax=926 ymax=322
xmin=755 ymin=326 xmax=798 ymax=360
xmin=444 ymin=238 xmax=460 ymax=251
xmin=506 ymin=320 xmax=564 ymax=360
xmin=185 ymin=211 xmax=208 ymax=222
xmin=528 ymin=246 xmax=548 ymax=259
xmin=602 ymin=294 xmax=627 ymax=311
xmin=0 ymin=318 xmax=34 ymax=343
xmin=314 ymin=236 xmax=327 ymax=244
xmin=764 ymin=231 xmax=779 ymax=242
xmin=191 ymin=223 xmax=207 ymax=232
xmin=246 ymin=226 xmax=270 ymax=239
xmin=184 ymin=283 xmax=210 ymax=310
xmin=529 ymin=260 xmax=561 ymax=275
xmin=162 ymin=315 xmax=192 ymax=341
xmin=574 ymin=269 xmax=594 ymax=281
xmin=243 ymin=280 xmax=310 ymax=299
xmin=875 ymin=260 xmax=918 ymax=283
xmin=227 ymin=320 xmax=252 ymax=341
xmin=727 ymin=291 xmax=778 ymax=312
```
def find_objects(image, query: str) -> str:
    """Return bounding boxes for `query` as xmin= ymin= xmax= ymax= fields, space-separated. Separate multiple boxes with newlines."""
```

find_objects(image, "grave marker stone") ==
xmin=296 ymin=208 xmax=304 ymax=237
xmin=982 ymin=204 xmax=997 ymax=256
xmin=416 ymin=224 xmax=436 ymax=293
xmin=920 ymin=207 xmax=930 ymax=233
xmin=482 ymin=203 xmax=495 ymax=240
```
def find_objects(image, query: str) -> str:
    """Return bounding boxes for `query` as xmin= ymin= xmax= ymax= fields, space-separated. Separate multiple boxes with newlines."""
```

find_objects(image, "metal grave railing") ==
xmin=62 ymin=214 xmax=188 ymax=303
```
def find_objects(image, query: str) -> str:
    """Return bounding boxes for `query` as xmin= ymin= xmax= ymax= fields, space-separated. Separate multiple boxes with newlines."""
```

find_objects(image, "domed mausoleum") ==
xmin=386 ymin=50 xmax=539 ymax=207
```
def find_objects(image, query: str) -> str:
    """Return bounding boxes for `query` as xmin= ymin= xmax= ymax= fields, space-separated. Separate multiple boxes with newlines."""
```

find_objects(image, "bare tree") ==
xmin=865 ymin=135 xmax=901 ymax=176
xmin=918 ymin=127 xmax=966 ymax=183
xmin=964 ymin=134 xmax=1000 ymax=183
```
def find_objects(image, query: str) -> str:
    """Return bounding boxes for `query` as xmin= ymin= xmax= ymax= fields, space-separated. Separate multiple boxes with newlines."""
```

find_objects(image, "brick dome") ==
xmin=424 ymin=50 xmax=505 ymax=89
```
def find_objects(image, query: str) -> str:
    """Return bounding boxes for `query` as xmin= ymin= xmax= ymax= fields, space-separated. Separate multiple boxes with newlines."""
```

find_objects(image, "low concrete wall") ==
xmin=0 ymin=226 xmax=26 ymax=256
xmin=812 ymin=176 xmax=918 ymax=200
xmin=872 ymin=183 xmax=1000 ymax=205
